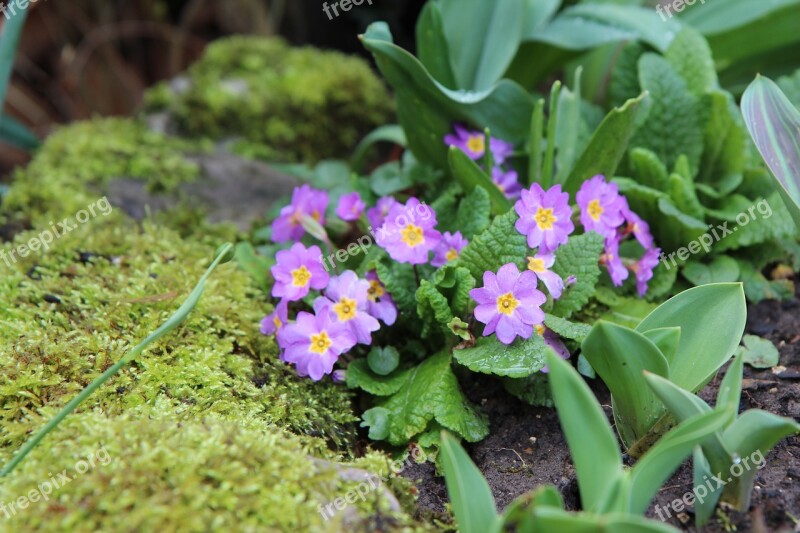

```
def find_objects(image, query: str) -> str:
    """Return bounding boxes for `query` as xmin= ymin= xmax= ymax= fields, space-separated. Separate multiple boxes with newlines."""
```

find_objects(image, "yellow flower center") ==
xmin=527 ymin=257 xmax=546 ymax=273
xmin=535 ymin=324 xmax=546 ymax=336
xmin=466 ymin=135 xmax=485 ymax=155
xmin=534 ymin=207 xmax=556 ymax=231
xmin=309 ymin=331 xmax=332 ymax=354
xmin=588 ymin=199 xmax=604 ymax=221
xmin=312 ymin=210 xmax=321 ymax=222
xmin=273 ymin=315 xmax=282 ymax=329
xmin=291 ymin=265 xmax=312 ymax=287
xmin=401 ymin=224 xmax=424 ymax=247
xmin=367 ymin=280 xmax=385 ymax=301
xmin=496 ymin=292 xmax=519 ymax=316
xmin=445 ymin=248 xmax=459 ymax=262
xmin=334 ymin=297 xmax=358 ymax=322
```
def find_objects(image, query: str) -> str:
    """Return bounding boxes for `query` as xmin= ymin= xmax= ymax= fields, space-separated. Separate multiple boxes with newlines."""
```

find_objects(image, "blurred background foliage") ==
xmin=0 ymin=0 xmax=425 ymax=175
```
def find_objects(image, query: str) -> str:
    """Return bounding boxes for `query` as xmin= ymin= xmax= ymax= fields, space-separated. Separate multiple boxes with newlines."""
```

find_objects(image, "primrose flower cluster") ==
xmin=445 ymin=125 xmax=521 ymax=200
xmin=470 ymin=173 xmax=660 ymax=348
xmin=263 ymin=183 xmax=471 ymax=380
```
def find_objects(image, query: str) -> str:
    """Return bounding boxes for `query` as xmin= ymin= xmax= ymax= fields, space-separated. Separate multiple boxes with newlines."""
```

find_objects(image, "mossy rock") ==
xmin=144 ymin=36 xmax=394 ymax=163
xmin=0 ymin=411 xmax=413 ymax=532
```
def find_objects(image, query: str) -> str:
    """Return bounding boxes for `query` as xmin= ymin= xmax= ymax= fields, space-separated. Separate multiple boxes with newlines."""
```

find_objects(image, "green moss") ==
xmin=1 ymin=118 xmax=205 ymax=227
xmin=0 ymin=411 xmax=411 ymax=532
xmin=144 ymin=36 xmax=394 ymax=163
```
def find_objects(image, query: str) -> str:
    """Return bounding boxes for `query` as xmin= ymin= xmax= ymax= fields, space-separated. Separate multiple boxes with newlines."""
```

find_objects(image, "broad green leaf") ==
xmin=438 ymin=0 xmax=524 ymax=91
xmin=635 ymin=283 xmax=746 ymax=393
xmin=439 ymin=431 xmax=501 ymax=533
xmin=362 ymin=23 xmax=533 ymax=169
xmin=543 ymin=314 xmax=592 ymax=343
xmin=741 ymin=75 xmax=800 ymax=229
xmin=361 ymin=407 xmax=390 ymax=440
xmin=698 ymin=91 xmax=746 ymax=192
xmin=736 ymin=258 xmax=795 ymax=302
xmin=628 ymin=147 xmax=669 ymax=191
xmin=455 ymin=185 xmax=492 ymax=239
xmin=371 ymin=351 xmax=489 ymax=445
xmin=374 ymin=259 xmax=418 ymax=317
xmin=594 ymin=287 xmax=659 ymax=329
xmin=664 ymin=27 xmax=718 ymax=96
xmin=347 ymin=359 xmax=410 ymax=396
xmin=627 ymin=409 xmax=731 ymax=515
xmin=530 ymin=509 xmax=681 ymax=533
xmin=351 ymin=125 xmax=407 ymax=172
xmin=716 ymin=351 xmax=744 ymax=413
xmin=367 ymin=346 xmax=400 ymax=376
xmin=551 ymin=232 xmax=605 ymax=318
xmin=0 ymin=1 xmax=29 ymax=111
xmin=416 ymin=265 xmax=476 ymax=335
xmin=721 ymin=410 xmax=800 ymax=508
xmin=581 ymin=322 xmax=669 ymax=448
xmin=457 ymin=209 xmax=528 ymax=281
xmin=449 ymin=147 xmax=511 ymax=215
xmin=415 ymin=2 xmax=456 ymax=89
xmin=0 ymin=114 xmax=39 ymax=150
xmin=502 ymin=373 xmax=553 ymax=407
xmin=668 ymin=173 xmax=704 ymax=220
xmin=416 ymin=279 xmax=454 ymax=338
xmin=563 ymin=93 xmax=648 ymax=195
xmin=736 ymin=334 xmax=780 ymax=369
xmin=609 ymin=42 xmax=646 ymax=109
xmin=642 ymin=327 xmax=681 ymax=364
xmin=547 ymin=353 xmax=623 ymax=513
xmin=233 ymin=242 xmax=271 ymax=292
xmin=634 ymin=53 xmax=704 ymax=175
xmin=454 ymin=334 xmax=548 ymax=378
xmin=682 ymin=256 xmax=741 ymax=286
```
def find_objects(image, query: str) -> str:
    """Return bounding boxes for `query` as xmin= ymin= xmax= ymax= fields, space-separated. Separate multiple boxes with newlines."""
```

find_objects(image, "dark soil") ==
xmin=403 ymin=295 xmax=800 ymax=532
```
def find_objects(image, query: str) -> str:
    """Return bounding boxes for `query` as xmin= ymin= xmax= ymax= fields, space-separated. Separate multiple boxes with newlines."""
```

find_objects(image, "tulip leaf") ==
xmin=448 ymin=146 xmax=512 ymax=215
xmin=741 ymin=75 xmax=800 ymax=230
xmin=581 ymin=322 xmax=669 ymax=449
xmin=635 ymin=283 xmax=746 ymax=393
xmin=439 ymin=431 xmax=502 ymax=533
xmin=547 ymin=352 xmax=623 ymax=513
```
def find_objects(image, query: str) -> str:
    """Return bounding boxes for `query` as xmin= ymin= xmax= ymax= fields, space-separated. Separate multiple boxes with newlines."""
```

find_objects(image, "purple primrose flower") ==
xmin=632 ymin=247 xmax=661 ymax=296
xmin=367 ymin=196 xmax=399 ymax=229
xmin=375 ymin=197 xmax=442 ymax=264
xmin=526 ymin=252 xmax=565 ymax=299
xmin=365 ymin=271 xmax=397 ymax=326
xmin=278 ymin=310 xmax=356 ymax=381
xmin=469 ymin=263 xmax=546 ymax=345
xmin=444 ymin=124 xmax=514 ymax=164
xmin=260 ymin=299 xmax=289 ymax=336
xmin=538 ymin=325 xmax=571 ymax=373
xmin=271 ymin=243 xmax=329 ymax=301
xmin=601 ymin=236 xmax=629 ymax=287
xmin=431 ymin=231 xmax=469 ymax=268
xmin=336 ymin=192 xmax=366 ymax=222
xmin=514 ymin=183 xmax=575 ymax=253
xmin=317 ymin=270 xmax=380 ymax=345
xmin=577 ymin=175 xmax=626 ymax=239
xmin=271 ymin=185 xmax=329 ymax=243
xmin=492 ymin=167 xmax=522 ymax=200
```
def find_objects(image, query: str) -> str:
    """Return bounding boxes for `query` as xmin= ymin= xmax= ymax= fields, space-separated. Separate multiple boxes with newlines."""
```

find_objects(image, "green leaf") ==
xmin=682 ymin=256 xmax=740 ymax=286
xmin=551 ymin=232 xmax=605 ymax=318
xmin=627 ymin=409 xmax=731 ymax=515
xmin=233 ymin=242 xmax=271 ymax=292
xmin=668 ymin=173 xmax=705 ymax=220
xmin=456 ymin=185 xmax=492 ymax=239
xmin=547 ymin=353 xmax=623 ymax=513
xmin=693 ymin=447 xmax=720 ymax=526
xmin=457 ymin=209 xmax=528 ymax=281
xmin=0 ymin=1 xmax=29 ymax=111
xmin=415 ymin=2 xmax=457 ymax=89
xmin=581 ymin=322 xmax=669 ymax=449
xmin=416 ymin=279 xmax=454 ymax=338
xmin=716 ymin=351 xmax=744 ymax=412
xmin=543 ymin=314 xmax=592 ymax=343
xmin=698 ymin=91 xmax=746 ymax=193
xmin=563 ymin=93 xmax=648 ymax=195
xmin=438 ymin=0 xmax=524 ymax=91
xmin=374 ymin=259 xmax=418 ymax=317
xmin=373 ymin=351 xmax=489 ymax=445
xmin=352 ymin=125 xmax=407 ymax=172
xmin=501 ymin=373 xmax=553 ymax=407
xmin=741 ymin=75 xmax=800 ymax=229
xmin=520 ymin=508 xmax=681 ymax=533
xmin=449 ymin=147 xmax=511 ymax=215
xmin=595 ymin=287 xmax=658 ymax=328
xmin=362 ymin=23 xmax=533 ymax=169
xmin=736 ymin=334 xmax=780 ymax=369
xmin=0 ymin=114 xmax=39 ymax=150
xmin=439 ymin=432 xmax=501 ymax=533
xmin=347 ymin=359 xmax=410 ymax=396
xmin=416 ymin=266 xmax=476 ymax=337
xmin=454 ymin=334 xmax=548 ymax=378
xmin=448 ymin=317 xmax=471 ymax=341
xmin=634 ymin=53 xmax=704 ymax=175
xmin=635 ymin=283 xmax=747 ymax=392
xmin=628 ymin=147 xmax=669 ymax=190
xmin=664 ymin=27 xmax=718 ymax=96
xmin=367 ymin=346 xmax=400 ymax=376
xmin=609 ymin=42 xmax=646 ymax=109
xmin=361 ymin=407 xmax=391 ymax=440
